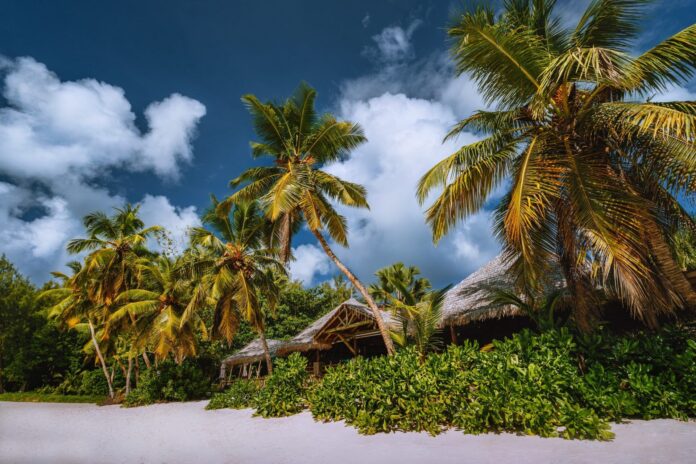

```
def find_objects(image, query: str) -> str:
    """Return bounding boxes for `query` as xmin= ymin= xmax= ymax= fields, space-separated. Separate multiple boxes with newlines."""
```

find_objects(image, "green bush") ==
xmin=123 ymin=360 xmax=211 ymax=407
xmin=207 ymin=380 xmax=259 ymax=410
xmin=309 ymin=326 xmax=696 ymax=439
xmin=254 ymin=353 xmax=309 ymax=417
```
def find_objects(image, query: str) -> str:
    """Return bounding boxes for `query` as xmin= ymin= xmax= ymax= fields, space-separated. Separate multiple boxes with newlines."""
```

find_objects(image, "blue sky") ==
xmin=1 ymin=0 xmax=695 ymax=285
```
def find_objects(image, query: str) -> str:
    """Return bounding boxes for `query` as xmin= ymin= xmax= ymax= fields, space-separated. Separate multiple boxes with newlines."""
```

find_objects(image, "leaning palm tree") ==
xmin=110 ymin=255 xmax=207 ymax=365
xmin=369 ymin=262 xmax=432 ymax=306
xmin=220 ymin=83 xmax=396 ymax=354
xmin=187 ymin=198 xmax=284 ymax=373
xmin=418 ymin=0 xmax=696 ymax=329
xmin=41 ymin=262 xmax=115 ymax=399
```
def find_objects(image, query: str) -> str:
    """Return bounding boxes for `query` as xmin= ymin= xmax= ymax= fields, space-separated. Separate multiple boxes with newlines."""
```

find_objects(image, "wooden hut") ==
xmin=277 ymin=298 xmax=398 ymax=376
xmin=220 ymin=338 xmax=285 ymax=381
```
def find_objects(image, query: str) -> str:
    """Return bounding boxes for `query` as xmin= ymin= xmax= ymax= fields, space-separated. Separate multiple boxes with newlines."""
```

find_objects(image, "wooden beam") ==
xmin=325 ymin=320 xmax=372 ymax=334
xmin=450 ymin=324 xmax=457 ymax=345
xmin=337 ymin=333 xmax=358 ymax=356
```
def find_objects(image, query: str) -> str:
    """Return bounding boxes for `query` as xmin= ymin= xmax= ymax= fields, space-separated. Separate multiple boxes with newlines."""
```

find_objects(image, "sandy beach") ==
xmin=1 ymin=401 xmax=695 ymax=464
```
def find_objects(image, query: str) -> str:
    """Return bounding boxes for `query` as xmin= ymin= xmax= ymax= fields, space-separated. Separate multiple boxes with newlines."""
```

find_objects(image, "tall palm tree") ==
xmin=369 ymin=262 xmax=432 ymax=306
xmin=187 ymin=198 xmax=284 ymax=373
xmin=41 ymin=262 xmax=115 ymax=399
xmin=110 ymin=255 xmax=207 ymax=365
xmin=67 ymin=204 xmax=161 ymax=308
xmin=220 ymin=83 xmax=396 ymax=354
xmin=418 ymin=0 xmax=696 ymax=329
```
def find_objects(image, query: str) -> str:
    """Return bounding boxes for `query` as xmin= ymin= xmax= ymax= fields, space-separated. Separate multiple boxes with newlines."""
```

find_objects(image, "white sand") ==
xmin=1 ymin=401 xmax=694 ymax=464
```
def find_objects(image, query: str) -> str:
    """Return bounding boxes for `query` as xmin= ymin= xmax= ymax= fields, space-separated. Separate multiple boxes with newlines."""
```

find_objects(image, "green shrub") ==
xmin=254 ymin=353 xmax=309 ymax=417
xmin=308 ymin=326 xmax=695 ymax=440
xmin=123 ymin=360 xmax=211 ymax=407
xmin=207 ymin=380 xmax=259 ymax=410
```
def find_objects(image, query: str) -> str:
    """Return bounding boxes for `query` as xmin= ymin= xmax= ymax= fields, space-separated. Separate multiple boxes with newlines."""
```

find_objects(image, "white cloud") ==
xmin=0 ymin=57 xmax=206 ymax=181
xmin=139 ymin=194 xmax=201 ymax=255
xmin=652 ymin=83 xmax=696 ymax=102
xmin=363 ymin=20 xmax=422 ymax=64
xmin=288 ymin=244 xmax=332 ymax=286
xmin=0 ymin=57 xmax=206 ymax=282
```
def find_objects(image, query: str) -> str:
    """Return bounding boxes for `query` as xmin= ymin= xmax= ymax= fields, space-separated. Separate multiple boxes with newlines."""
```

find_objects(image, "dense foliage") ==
xmin=123 ymin=360 xmax=211 ymax=407
xmin=309 ymin=327 xmax=695 ymax=439
xmin=254 ymin=353 xmax=310 ymax=417
xmin=0 ymin=256 xmax=87 ymax=392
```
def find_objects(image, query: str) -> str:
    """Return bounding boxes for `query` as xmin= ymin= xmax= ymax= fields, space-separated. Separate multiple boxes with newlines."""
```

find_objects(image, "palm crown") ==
xmin=418 ymin=0 xmax=696 ymax=328
xmin=218 ymin=82 xmax=368 ymax=259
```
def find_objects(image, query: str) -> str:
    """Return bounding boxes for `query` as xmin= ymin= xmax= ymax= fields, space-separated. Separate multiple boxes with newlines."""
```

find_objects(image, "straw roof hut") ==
xmin=220 ymin=338 xmax=285 ymax=376
xmin=277 ymin=298 xmax=397 ymax=356
xmin=440 ymin=254 xmax=522 ymax=327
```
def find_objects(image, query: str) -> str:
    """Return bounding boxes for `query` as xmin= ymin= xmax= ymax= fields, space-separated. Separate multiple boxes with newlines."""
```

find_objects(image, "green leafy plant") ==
xmin=253 ymin=353 xmax=309 ymax=417
xmin=206 ymin=379 xmax=259 ymax=410
xmin=123 ymin=360 xmax=211 ymax=407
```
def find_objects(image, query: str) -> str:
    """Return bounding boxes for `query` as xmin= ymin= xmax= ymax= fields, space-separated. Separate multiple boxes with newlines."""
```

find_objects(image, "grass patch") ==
xmin=0 ymin=392 xmax=105 ymax=404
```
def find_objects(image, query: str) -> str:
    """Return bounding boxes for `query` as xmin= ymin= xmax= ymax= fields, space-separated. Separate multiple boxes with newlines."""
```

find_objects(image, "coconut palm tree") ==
xmin=219 ymin=83 xmax=396 ymax=354
xmin=418 ymin=0 xmax=696 ymax=329
xmin=67 ymin=204 xmax=161 ymax=308
xmin=386 ymin=284 xmax=449 ymax=363
xmin=369 ymin=262 xmax=432 ymax=306
xmin=110 ymin=255 xmax=207 ymax=366
xmin=40 ymin=262 xmax=115 ymax=399
xmin=186 ymin=198 xmax=284 ymax=373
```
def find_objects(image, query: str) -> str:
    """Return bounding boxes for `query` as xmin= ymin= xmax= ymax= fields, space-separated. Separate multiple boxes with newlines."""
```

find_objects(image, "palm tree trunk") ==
xmin=142 ymin=352 xmax=151 ymax=369
xmin=125 ymin=356 xmax=133 ymax=395
xmin=257 ymin=328 xmax=273 ymax=375
xmin=88 ymin=318 xmax=114 ymax=399
xmin=311 ymin=229 xmax=395 ymax=355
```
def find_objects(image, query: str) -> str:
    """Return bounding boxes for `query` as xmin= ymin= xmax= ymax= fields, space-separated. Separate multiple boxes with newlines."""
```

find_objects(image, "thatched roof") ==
xmin=222 ymin=338 xmax=285 ymax=367
xmin=441 ymin=254 xmax=522 ymax=326
xmin=277 ymin=298 xmax=397 ymax=355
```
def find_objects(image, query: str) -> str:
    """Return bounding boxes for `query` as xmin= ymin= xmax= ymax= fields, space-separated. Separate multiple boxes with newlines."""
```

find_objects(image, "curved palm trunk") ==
xmin=257 ymin=328 xmax=273 ymax=375
xmin=311 ymin=229 xmax=395 ymax=355
xmin=88 ymin=318 xmax=114 ymax=399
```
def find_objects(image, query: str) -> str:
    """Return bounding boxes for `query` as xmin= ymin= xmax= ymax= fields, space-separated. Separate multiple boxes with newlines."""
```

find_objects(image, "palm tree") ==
xmin=187 ymin=198 xmax=284 ymax=373
xmin=220 ymin=83 xmax=396 ymax=354
xmin=369 ymin=262 xmax=432 ymax=306
xmin=386 ymin=284 xmax=449 ymax=363
xmin=67 ymin=204 xmax=161 ymax=308
xmin=418 ymin=0 xmax=696 ymax=329
xmin=41 ymin=262 xmax=115 ymax=399
xmin=110 ymin=255 xmax=207 ymax=365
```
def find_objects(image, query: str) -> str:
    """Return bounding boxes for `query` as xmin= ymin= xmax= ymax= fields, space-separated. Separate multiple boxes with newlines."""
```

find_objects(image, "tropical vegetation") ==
xmin=1 ymin=0 xmax=695 ymax=444
xmin=418 ymin=0 xmax=696 ymax=330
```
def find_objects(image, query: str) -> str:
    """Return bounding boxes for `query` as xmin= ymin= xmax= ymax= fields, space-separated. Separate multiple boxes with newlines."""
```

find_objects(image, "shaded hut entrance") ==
xmin=278 ymin=298 xmax=396 ymax=376
xmin=219 ymin=339 xmax=284 ymax=382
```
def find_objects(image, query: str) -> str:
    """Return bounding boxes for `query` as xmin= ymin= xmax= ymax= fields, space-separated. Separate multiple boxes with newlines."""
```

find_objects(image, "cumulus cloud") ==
xmin=0 ymin=56 xmax=206 ymax=282
xmin=139 ymin=194 xmax=201 ymax=254
xmin=288 ymin=244 xmax=332 ymax=285
xmin=0 ymin=57 xmax=206 ymax=181
xmin=289 ymin=24 xmax=503 ymax=287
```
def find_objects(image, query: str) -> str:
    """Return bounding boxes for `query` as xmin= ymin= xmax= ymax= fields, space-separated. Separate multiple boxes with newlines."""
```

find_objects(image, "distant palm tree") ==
xmin=369 ymin=262 xmax=432 ymax=306
xmin=418 ymin=0 xmax=696 ymax=329
xmin=41 ymin=262 xmax=115 ymax=399
xmin=387 ymin=283 xmax=449 ymax=363
xmin=67 ymin=204 xmax=161 ymax=308
xmin=187 ymin=198 xmax=284 ymax=373
xmin=219 ymin=83 xmax=396 ymax=354
xmin=110 ymin=255 xmax=207 ymax=365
